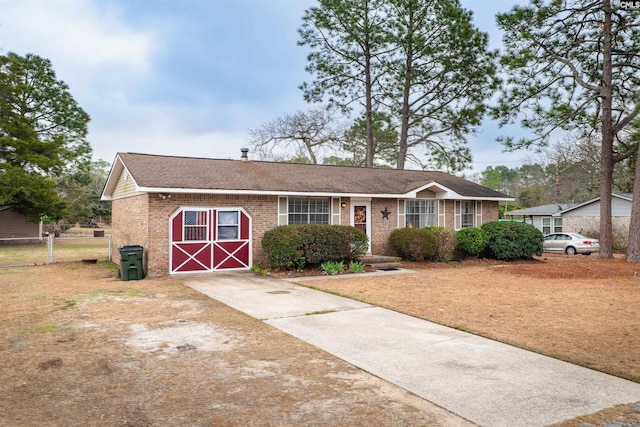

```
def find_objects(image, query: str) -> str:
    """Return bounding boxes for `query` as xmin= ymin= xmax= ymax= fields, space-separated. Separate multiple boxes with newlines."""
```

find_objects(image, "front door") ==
xmin=351 ymin=201 xmax=371 ymax=253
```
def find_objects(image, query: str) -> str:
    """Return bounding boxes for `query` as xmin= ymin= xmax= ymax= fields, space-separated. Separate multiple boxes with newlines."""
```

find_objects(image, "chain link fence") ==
xmin=0 ymin=231 xmax=112 ymax=268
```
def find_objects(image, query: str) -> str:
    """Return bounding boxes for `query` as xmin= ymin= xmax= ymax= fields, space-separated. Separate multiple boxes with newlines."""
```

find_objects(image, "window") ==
xmin=461 ymin=201 xmax=475 ymax=228
xmin=542 ymin=217 xmax=561 ymax=234
xmin=288 ymin=197 xmax=330 ymax=224
xmin=184 ymin=210 xmax=208 ymax=241
xmin=553 ymin=217 xmax=563 ymax=233
xmin=217 ymin=211 xmax=239 ymax=240
xmin=406 ymin=200 xmax=436 ymax=228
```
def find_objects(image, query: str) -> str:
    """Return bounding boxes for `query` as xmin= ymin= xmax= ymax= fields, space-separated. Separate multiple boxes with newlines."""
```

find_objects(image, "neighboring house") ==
xmin=0 ymin=207 xmax=43 ymax=242
xmin=556 ymin=193 xmax=632 ymax=244
xmin=504 ymin=203 xmax=573 ymax=234
xmin=505 ymin=193 xmax=633 ymax=241
xmin=101 ymin=152 xmax=513 ymax=277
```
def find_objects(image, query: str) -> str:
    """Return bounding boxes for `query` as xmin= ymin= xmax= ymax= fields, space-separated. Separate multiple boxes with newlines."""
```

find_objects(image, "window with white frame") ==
xmin=542 ymin=217 xmax=562 ymax=234
xmin=406 ymin=200 xmax=436 ymax=228
xmin=217 ymin=211 xmax=239 ymax=240
xmin=184 ymin=210 xmax=208 ymax=241
xmin=461 ymin=201 xmax=475 ymax=228
xmin=288 ymin=197 xmax=330 ymax=224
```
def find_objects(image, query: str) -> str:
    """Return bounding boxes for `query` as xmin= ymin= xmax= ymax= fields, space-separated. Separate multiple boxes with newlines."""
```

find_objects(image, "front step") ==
xmin=359 ymin=255 xmax=403 ymax=270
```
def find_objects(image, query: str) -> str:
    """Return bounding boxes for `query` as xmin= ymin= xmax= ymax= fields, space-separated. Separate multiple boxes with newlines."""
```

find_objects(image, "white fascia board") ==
xmin=138 ymin=187 xmax=405 ymax=198
xmin=137 ymin=186 xmax=515 ymax=202
xmin=101 ymin=156 xmax=124 ymax=200
xmin=101 ymin=156 xmax=140 ymax=201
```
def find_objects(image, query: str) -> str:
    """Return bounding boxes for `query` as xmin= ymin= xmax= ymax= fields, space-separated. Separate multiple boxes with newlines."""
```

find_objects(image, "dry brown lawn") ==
xmin=0 ymin=262 xmax=469 ymax=427
xmin=2 ymin=254 xmax=640 ymax=426
xmin=291 ymin=253 xmax=640 ymax=427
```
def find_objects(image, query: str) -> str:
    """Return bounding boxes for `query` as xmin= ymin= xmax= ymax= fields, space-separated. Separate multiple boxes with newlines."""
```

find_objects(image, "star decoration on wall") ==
xmin=381 ymin=207 xmax=391 ymax=220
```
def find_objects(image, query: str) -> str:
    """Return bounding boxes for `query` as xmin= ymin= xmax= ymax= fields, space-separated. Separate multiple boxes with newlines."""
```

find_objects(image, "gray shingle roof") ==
xmin=108 ymin=152 xmax=512 ymax=199
xmin=504 ymin=204 xmax=573 ymax=216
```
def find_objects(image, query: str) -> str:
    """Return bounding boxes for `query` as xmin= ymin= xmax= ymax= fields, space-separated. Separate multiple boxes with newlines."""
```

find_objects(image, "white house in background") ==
xmin=556 ymin=193 xmax=632 ymax=239
xmin=504 ymin=203 xmax=573 ymax=234
xmin=506 ymin=193 xmax=633 ymax=246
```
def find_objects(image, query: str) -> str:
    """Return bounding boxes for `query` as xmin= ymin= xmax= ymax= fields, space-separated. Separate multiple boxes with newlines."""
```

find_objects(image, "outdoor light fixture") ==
xmin=158 ymin=193 xmax=171 ymax=200
xmin=341 ymin=202 xmax=347 ymax=208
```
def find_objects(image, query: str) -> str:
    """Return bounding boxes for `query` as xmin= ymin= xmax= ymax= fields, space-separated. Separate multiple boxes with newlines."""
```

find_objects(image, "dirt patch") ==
xmin=292 ymin=253 xmax=640 ymax=426
xmin=0 ymin=262 xmax=469 ymax=426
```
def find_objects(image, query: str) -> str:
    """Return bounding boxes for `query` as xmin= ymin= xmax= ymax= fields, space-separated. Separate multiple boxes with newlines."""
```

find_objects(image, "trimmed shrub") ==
xmin=388 ymin=227 xmax=437 ymax=261
xmin=456 ymin=227 xmax=489 ymax=257
xmin=261 ymin=224 xmax=368 ymax=270
xmin=261 ymin=225 xmax=306 ymax=270
xmin=480 ymin=221 xmax=544 ymax=261
xmin=426 ymin=226 xmax=457 ymax=262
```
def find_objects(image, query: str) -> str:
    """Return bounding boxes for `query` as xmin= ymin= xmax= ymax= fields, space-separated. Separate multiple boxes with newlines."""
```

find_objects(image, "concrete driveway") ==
xmin=181 ymin=271 xmax=640 ymax=427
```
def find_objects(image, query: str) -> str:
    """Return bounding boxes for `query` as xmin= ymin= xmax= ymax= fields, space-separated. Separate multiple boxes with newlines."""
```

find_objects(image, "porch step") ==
xmin=359 ymin=255 xmax=403 ymax=270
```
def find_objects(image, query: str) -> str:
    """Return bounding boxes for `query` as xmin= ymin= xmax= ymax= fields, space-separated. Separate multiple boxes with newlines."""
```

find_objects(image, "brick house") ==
xmin=101 ymin=152 xmax=513 ymax=276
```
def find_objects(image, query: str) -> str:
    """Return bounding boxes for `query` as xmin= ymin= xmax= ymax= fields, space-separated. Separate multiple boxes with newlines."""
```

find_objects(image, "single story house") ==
xmin=505 ymin=193 xmax=632 ymax=241
xmin=101 ymin=151 xmax=514 ymax=276
xmin=556 ymin=193 xmax=632 ymax=244
xmin=0 ymin=207 xmax=43 ymax=243
xmin=504 ymin=203 xmax=573 ymax=234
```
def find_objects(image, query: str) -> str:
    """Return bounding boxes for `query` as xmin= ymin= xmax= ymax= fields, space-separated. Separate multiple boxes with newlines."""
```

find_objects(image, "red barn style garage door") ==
xmin=170 ymin=207 xmax=251 ymax=273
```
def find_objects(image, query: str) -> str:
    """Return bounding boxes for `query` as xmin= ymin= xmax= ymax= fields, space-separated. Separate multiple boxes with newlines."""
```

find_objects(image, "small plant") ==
xmin=348 ymin=260 xmax=365 ymax=273
xmin=250 ymin=265 xmax=268 ymax=275
xmin=320 ymin=260 xmax=345 ymax=275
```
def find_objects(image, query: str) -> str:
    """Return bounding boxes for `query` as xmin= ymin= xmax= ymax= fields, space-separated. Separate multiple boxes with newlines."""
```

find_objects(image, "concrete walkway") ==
xmin=180 ymin=271 xmax=640 ymax=427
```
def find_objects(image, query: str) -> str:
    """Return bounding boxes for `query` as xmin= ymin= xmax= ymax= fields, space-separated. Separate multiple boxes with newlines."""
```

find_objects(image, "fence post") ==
xmin=108 ymin=234 xmax=112 ymax=262
xmin=47 ymin=234 xmax=54 ymax=264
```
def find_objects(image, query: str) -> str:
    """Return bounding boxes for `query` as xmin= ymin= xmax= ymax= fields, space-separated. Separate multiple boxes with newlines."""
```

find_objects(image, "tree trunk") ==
xmin=396 ymin=9 xmax=414 ymax=170
xmin=626 ymin=141 xmax=640 ymax=262
xmin=599 ymin=0 xmax=614 ymax=258
xmin=364 ymin=0 xmax=375 ymax=168
xmin=554 ymin=156 xmax=560 ymax=204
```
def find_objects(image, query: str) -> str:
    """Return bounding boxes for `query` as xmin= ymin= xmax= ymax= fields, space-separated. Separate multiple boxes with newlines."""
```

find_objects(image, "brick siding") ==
xmin=112 ymin=194 xmax=501 ymax=277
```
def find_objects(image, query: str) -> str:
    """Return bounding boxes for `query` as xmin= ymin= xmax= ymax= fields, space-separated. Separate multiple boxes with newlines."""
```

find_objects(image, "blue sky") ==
xmin=2 ymin=0 xmax=535 ymax=176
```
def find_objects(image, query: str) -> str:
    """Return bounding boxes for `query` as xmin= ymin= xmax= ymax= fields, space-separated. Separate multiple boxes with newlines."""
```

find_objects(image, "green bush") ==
xmin=388 ymin=227 xmax=437 ymax=261
xmin=261 ymin=225 xmax=306 ymax=270
xmin=480 ymin=221 xmax=543 ymax=261
xmin=456 ymin=227 xmax=489 ymax=257
xmin=426 ymin=226 xmax=457 ymax=262
xmin=261 ymin=224 xmax=368 ymax=270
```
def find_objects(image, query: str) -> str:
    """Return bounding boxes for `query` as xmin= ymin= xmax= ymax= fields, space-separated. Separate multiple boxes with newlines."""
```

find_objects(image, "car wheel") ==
xmin=566 ymin=246 xmax=577 ymax=255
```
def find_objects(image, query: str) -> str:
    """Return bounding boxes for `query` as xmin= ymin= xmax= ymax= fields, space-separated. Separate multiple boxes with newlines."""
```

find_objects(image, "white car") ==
xmin=543 ymin=232 xmax=600 ymax=255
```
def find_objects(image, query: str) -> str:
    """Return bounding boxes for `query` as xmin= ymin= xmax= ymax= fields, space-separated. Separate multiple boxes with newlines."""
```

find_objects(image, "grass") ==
xmin=20 ymin=323 xmax=71 ymax=334
xmin=0 ymin=235 xmax=110 ymax=266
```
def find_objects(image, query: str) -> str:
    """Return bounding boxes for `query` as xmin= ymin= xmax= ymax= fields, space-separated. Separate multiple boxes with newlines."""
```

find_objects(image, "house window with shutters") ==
xmin=405 ymin=200 xmax=436 ymax=228
xmin=288 ymin=197 xmax=330 ymax=224
xmin=461 ymin=201 xmax=475 ymax=228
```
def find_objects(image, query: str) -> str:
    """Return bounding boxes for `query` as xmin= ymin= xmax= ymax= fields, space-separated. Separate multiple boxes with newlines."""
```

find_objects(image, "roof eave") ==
xmin=137 ymin=186 xmax=514 ymax=201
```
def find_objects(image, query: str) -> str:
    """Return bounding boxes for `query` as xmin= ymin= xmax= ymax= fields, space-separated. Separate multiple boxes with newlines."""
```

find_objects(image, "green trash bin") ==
xmin=119 ymin=245 xmax=144 ymax=281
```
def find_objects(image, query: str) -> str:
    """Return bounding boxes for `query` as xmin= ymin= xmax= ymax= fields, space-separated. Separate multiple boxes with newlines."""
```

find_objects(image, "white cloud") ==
xmin=2 ymin=0 xmax=154 ymax=73
xmin=91 ymin=129 xmax=249 ymax=164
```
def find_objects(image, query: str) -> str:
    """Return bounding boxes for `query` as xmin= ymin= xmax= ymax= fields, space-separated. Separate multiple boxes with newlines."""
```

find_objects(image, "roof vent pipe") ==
xmin=240 ymin=147 xmax=249 ymax=162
